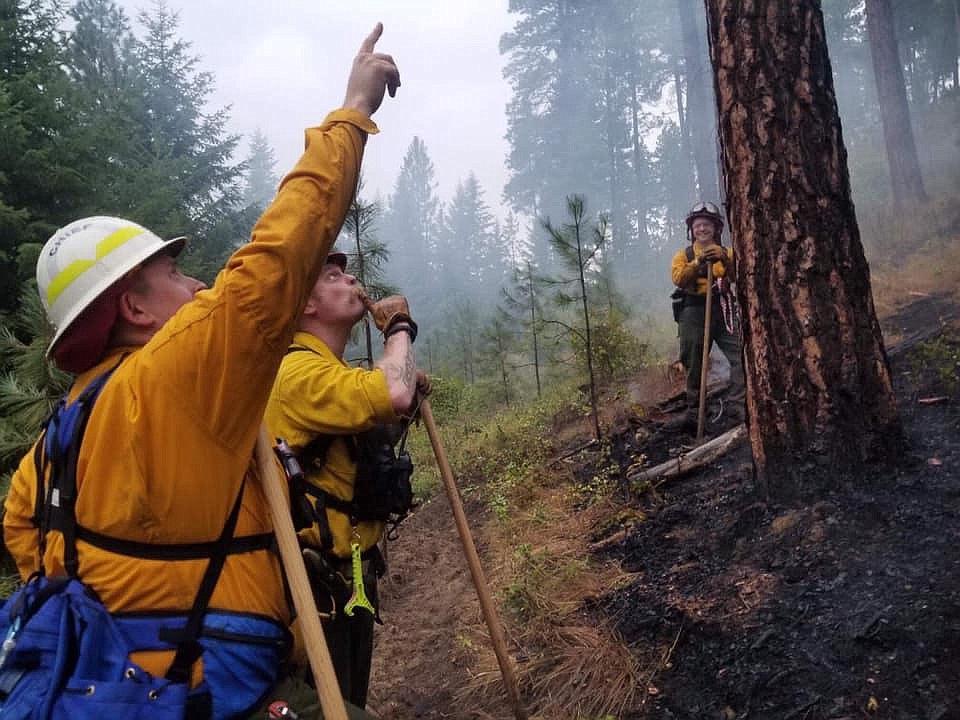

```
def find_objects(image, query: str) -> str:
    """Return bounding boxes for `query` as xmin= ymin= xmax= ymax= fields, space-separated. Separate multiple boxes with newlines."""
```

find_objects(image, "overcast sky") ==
xmin=116 ymin=0 xmax=515 ymax=218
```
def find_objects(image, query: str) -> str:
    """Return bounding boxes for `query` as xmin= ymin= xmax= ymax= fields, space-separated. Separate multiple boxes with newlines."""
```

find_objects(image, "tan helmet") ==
xmin=326 ymin=250 xmax=348 ymax=271
xmin=685 ymin=201 xmax=724 ymax=232
xmin=36 ymin=216 xmax=186 ymax=354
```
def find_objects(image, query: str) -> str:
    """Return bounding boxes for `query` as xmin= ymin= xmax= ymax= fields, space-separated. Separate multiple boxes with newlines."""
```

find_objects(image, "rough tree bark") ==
xmin=864 ymin=0 xmax=928 ymax=210
xmin=703 ymin=0 xmax=901 ymax=493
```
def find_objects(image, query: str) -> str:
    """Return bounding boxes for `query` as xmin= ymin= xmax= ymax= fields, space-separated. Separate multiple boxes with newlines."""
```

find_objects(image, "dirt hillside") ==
xmin=366 ymin=294 xmax=960 ymax=720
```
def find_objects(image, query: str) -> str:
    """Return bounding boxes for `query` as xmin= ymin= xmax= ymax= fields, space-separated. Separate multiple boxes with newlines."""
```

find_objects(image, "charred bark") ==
xmin=704 ymin=0 xmax=901 ymax=494
xmin=864 ymin=0 xmax=928 ymax=209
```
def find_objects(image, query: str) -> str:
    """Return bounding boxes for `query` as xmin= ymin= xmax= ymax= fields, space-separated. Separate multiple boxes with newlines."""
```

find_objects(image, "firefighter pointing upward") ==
xmin=3 ymin=24 xmax=400 ymax=718
xmin=670 ymin=201 xmax=746 ymax=431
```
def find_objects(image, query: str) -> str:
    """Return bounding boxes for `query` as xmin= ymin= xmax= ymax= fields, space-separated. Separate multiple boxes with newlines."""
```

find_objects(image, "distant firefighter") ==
xmin=670 ymin=201 xmax=745 ymax=431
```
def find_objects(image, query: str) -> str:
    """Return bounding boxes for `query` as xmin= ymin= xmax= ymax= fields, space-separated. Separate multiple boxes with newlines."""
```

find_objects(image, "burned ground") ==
xmin=367 ymin=297 xmax=959 ymax=720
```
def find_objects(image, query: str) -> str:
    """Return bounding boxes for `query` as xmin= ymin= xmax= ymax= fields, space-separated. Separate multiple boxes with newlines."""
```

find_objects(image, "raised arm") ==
xmin=139 ymin=25 xmax=400 ymax=452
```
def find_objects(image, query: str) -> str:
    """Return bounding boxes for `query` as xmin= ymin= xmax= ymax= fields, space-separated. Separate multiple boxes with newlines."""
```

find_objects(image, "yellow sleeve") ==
xmin=138 ymin=110 xmax=377 ymax=455
xmin=265 ymin=349 xmax=395 ymax=557
xmin=672 ymin=248 xmax=700 ymax=288
xmin=266 ymin=353 xmax=397 ymax=449
xmin=3 ymin=443 xmax=42 ymax=581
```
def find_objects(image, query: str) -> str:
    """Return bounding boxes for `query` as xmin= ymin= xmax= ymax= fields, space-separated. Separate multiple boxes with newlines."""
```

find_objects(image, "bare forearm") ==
xmin=375 ymin=334 xmax=417 ymax=413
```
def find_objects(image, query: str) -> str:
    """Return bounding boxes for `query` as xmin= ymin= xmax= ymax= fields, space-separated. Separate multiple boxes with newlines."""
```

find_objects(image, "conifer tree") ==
xmin=706 ymin=0 xmax=901 ymax=491
xmin=501 ymin=261 xmax=543 ymax=399
xmin=540 ymin=195 xmax=607 ymax=442
xmin=0 ymin=286 xmax=71 ymax=482
xmin=242 ymin=128 xmax=279 ymax=213
xmin=438 ymin=173 xmax=499 ymax=307
xmin=0 ymin=0 xmax=84 ymax=310
xmin=133 ymin=0 xmax=244 ymax=276
xmin=479 ymin=310 xmax=517 ymax=405
xmin=384 ymin=137 xmax=441 ymax=323
xmin=341 ymin=181 xmax=395 ymax=368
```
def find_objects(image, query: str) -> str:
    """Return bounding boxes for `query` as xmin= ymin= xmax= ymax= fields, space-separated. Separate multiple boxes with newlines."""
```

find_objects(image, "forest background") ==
xmin=1 ymin=0 xmax=958 ymax=490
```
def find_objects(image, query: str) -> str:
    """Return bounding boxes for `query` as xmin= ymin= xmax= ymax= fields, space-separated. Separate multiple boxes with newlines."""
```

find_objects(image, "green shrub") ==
xmin=909 ymin=336 xmax=960 ymax=395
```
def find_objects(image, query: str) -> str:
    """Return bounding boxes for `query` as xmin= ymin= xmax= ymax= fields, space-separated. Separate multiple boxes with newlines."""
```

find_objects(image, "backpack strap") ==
xmin=39 ymin=358 xmax=273 ymax=567
xmin=42 ymin=357 xmax=124 ymax=577
xmin=34 ymin=358 xmax=267 ymax=689
xmin=74 ymin=526 xmax=274 ymax=560
xmin=160 ymin=475 xmax=247 ymax=685
xmin=32 ymin=435 xmax=48 ymax=565
xmin=282 ymin=344 xmax=348 ymax=549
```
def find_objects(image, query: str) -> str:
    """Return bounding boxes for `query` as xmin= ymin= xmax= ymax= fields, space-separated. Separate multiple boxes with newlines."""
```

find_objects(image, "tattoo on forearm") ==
xmin=402 ymin=348 xmax=415 ymax=387
xmin=383 ymin=348 xmax=416 ymax=387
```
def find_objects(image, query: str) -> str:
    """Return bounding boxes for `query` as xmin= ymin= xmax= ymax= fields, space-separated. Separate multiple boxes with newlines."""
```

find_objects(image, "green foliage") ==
xmin=338 ymin=181 xmax=396 ymax=368
xmin=465 ymin=385 xmax=577 ymax=516
xmin=0 ymin=0 xmax=255 ymax=478
xmin=909 ymin=336 xmax=960 ymax=395
xmin=540 ymin=195 xmax=613 ymax=439
xmin=502 ymin=541 xmax=550 ymax=621
xmin=0 ymin=0 xmax=86 ymax=309
xmin=340 ymin=181 xmax=395 ymax=300
xmin=242 ymin=128 xmax=279 ymax=214
xmin=570 ymin=310 xmax=647 ymax=383
xmin=417 ymin=374 xmax=488 ymax=423
xmin=500 ymin=260 xmax=544 ymax=399
xmin=404 ymin=376 xmax=581 ymax=521
xmin=385 ymin=137 xmax=441 ymax=327
xmin=573 ymin=439 xmax=620 ymax=506
xmin=0 ymin=285 xmax=71 ymax=479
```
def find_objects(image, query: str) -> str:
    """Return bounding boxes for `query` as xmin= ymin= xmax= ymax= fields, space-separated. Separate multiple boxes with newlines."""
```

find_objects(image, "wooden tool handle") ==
xmin=697 ymin=262 xmax=714 ymax=442
xmin=254 ymin=427 xmax=348 ymax=720
xmin=420 ymin=400 xmax=528 ymax=720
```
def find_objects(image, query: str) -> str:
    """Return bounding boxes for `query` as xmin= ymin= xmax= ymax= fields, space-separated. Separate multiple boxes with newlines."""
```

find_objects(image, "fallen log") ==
xmin=627 ymin=424 xmax=747 ymax=486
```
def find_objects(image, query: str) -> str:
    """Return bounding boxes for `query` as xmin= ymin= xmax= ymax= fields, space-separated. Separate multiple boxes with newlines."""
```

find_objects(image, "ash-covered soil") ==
xmin=597 ymin=301 xmax=959 ymax=720
xmin=367 ymin=295 xmax=959 ymax=720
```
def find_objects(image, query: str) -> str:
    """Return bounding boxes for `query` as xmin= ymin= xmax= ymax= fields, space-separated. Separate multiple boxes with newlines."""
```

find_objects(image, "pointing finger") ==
xmin=359 ymin=22 xmax=383 ymax=54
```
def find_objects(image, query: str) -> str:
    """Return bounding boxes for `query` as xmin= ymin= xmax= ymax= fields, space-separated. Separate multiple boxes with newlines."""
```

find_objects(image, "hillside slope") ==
xmin=365 ymin=294 xmax=959 ymax=720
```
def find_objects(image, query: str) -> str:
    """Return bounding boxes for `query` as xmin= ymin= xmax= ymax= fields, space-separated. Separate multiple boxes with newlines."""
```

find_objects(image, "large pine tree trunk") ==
xmin=704 ymin=0 xmax=901 ymax=493
xmin=864 ymin=0 xmax=928 ymax=209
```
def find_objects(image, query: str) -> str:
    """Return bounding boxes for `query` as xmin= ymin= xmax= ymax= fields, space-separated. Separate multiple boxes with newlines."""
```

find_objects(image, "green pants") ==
xmin=678 ymin=302 xmax=745 ymax=415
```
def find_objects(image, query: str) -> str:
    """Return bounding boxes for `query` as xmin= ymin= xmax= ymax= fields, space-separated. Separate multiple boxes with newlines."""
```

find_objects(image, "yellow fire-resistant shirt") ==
xmin=670 ymin=244 xmax=734 ymax=296
xmin=3 ymin=109 xmax=378 ymax=681
xmin=264 ymin=332 xmax=399 ymax=559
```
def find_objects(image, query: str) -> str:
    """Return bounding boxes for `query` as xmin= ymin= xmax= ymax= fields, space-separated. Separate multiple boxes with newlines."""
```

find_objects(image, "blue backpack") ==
xmin=0 ymin=363 xmax=290 ymax=719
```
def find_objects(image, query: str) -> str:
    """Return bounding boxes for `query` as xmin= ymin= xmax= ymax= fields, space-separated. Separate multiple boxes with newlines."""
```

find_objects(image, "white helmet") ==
xmin=37 ymin=216 xmax=186 ymax=354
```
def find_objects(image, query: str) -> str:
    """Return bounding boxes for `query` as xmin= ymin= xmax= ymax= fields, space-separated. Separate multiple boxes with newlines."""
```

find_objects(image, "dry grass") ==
xmin=454 ymin=488 xmax=656 ymax=719
xmin=867 ymin=195 xmax=960 ymax=320
xmin=872 ymin=237 xmax=960 ymax=321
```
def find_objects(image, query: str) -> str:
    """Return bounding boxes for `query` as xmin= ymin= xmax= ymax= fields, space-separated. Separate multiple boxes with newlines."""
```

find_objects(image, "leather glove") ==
xmin=361 ymin=292 xmax=418 ymax=341
xmin=416 ymin=370 xmax=432 ymax=398
xmin=700 ymin=245 xmax=727 ymax=264
xmin=403 ymin=371 xmax=432 ymax=423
